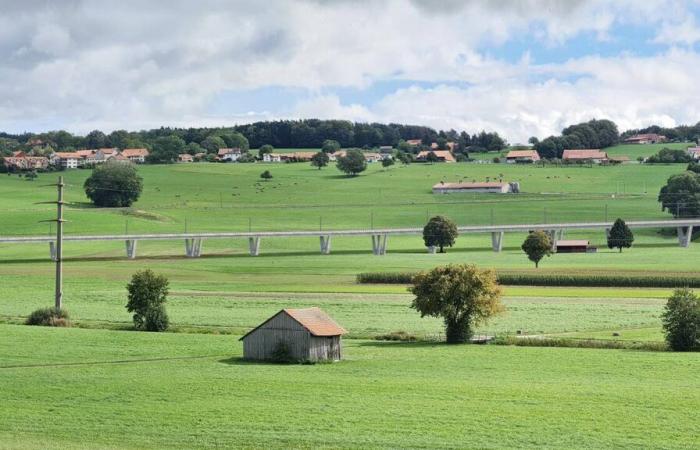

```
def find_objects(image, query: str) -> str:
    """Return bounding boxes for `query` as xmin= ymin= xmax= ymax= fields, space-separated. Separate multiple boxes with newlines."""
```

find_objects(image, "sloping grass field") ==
xmin=1 ymin=154 xmax=698 ymax=448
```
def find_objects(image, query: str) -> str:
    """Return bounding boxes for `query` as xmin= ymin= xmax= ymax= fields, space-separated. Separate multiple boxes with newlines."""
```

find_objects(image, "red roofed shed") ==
xmin=240 ymin=307 xmax=346 ymax=361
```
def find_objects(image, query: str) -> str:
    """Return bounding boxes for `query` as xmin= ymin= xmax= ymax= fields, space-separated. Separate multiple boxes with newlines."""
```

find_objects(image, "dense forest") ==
xmin=0 ymin=120 xmax=506 ymax=156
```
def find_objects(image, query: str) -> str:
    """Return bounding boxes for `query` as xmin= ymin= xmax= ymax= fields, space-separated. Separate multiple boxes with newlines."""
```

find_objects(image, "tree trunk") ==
xmin=619 ymin=247 xmax=622 ymax=253
xmin=439 ymin=244 xmax=444 ymax=253
xmin=535 ymin=260 xmax=539 ymax=268
xmin=445 ymin=318 xmax=471 ymax=344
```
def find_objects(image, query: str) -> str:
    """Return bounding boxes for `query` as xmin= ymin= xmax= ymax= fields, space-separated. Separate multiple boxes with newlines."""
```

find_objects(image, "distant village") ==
xmin=2 ymin=132 xmax=699 ymax=174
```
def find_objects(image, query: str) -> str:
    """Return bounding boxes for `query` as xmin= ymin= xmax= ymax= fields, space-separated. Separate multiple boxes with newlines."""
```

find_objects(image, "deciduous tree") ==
xmin=126 ymin=270 xmax=170 ymax=332
xmin=521 ymin=231 xmax=552 ymax=268
xmin=311 ymin=151 xmax=329 ymax=169
xmin=423 ymin=215 xmax=458 ymax=253
xmin=83 ymin=161 xmax=143 ymax=207
xmin=662 ymin=288 xmax=699 ymax=351
xmin=336 ymin=149 xmax=367 ymax=176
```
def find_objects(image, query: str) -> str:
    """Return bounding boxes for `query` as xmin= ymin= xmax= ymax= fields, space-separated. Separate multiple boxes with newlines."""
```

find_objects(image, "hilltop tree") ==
xmin=607 ymin=218 xmax=634 ymax=252
xmin=521 ymin=231 xmax=553 ymax=268
xmin=410 ymin=264 xmax=504 ymax=343
xmin=336 ymin=149 xmax=367 ymax=176
xmin=423 ymin=215 xmax=458 ymax=253
xmin=658 ymin=172 xmax=700 ymax=218
xmin=311 ymin=151 xmax=329 ymax=169
xmin=148 ymin=135 xmax=185 ymax=163
xmin=322 ymin=139 xmax=341 ymax=153
xmin=84 ymin=161 xmax=143 ymax=207
xmin=662 ymin=288 xmax=700 ymax=351
xmin=126 ymin=270 xmax=170 ymax=332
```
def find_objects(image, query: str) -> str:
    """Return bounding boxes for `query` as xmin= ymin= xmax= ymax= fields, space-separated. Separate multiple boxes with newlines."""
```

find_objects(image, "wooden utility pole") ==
xmin=40 ymin=176 xmax=65 ymax=309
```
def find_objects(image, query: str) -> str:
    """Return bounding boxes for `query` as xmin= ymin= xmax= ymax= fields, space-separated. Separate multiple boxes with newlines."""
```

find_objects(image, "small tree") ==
xmin=126 ymin=270 xmax=170 ymax=332
xmin=662 ymin=288 xmax=699 ymax=351
xmin=423 ymin=215 xmax=458 ymax=253
xmin=258 ymin=144 xmax=274 ymax=159
xmin=336 ymin=149 xmax=367 ymax=176
xmin=521 ymin=231 xmax=552 ymax=268
xmin=607 ymin=218 xmax=634 ymax=252
xmin=84 ymin=161 xmax=143 ymax=207
xmin=411 ymin=264 xmax=504 ymax=343
xmin=381 ymin=157 xmax=394 ymax=169
xmin=310 ymin=151 xmax=329 ymax=170
xmin=260 ymin=170 xmax=273 ymax=180
xmin=425 ymin=151 xmax=439 ymax=163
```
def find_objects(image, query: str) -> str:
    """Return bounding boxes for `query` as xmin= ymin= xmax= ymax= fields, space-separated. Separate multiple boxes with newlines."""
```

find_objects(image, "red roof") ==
xmin=562 ymin=149 xmax=607 ymax=160
xmin=53 ymin=152 xmax=81 ymax=159
xmin=121 ymin=148 xmax=149 ymax=157
xmin=556 ymin=240 xmax=590 ymax=247
xmin=239 ymin=307 xmax=346 ymax=340
xmin=218 ymin=147 xmax=242 ymax=156
xmin=417 ymin=150 xmax=456 ymax=162
xmin=506 ymin=150 xmax=540 ymax=160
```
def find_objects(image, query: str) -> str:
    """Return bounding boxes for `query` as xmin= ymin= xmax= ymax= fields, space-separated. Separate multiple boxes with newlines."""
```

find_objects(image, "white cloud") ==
xmin=653 ymin=17 xmax=700 ymax=45
xmin=0 ymin=0 xmax=698 ymax=141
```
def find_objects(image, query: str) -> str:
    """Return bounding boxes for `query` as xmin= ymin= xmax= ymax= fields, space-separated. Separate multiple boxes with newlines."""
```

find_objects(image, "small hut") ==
xmin=240 ymin=307 xmax=346 ymax=362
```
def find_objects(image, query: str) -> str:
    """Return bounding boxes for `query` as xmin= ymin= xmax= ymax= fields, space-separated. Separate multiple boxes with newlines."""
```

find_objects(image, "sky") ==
xmin=2 ymin=0 xmax=700 ymax=142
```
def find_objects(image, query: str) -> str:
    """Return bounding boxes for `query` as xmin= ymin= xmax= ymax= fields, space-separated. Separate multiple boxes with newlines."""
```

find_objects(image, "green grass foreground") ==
xmin=0 ymin=324 xmax=698 ymax=449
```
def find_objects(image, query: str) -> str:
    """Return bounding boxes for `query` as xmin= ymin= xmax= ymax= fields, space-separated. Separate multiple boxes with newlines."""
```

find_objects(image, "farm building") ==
xmin=240 ymin=307 xmax=347 ymax=362
xmin=416 ymin=150 xmax=456 ymax=163
xmin=687 ymin=146 xmax=700 ymax=160
xmin=178 ymin=154 xmax=193 ymax=163
xmin=505 ymin=150 xmax=540 ymax=163
xmin=623 ymin=133 xmax=667 ymax=144
xmin=433 ymin=181 xmax=519 ymax=194
xmin=562 ymin=149 xmax=608 ymax=163
xmin=555 ymin=240 xmax=593 ymax=253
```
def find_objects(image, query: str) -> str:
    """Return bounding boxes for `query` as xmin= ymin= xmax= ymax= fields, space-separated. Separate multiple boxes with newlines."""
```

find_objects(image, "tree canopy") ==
xmin=83 ymin=162 xmax=143 ymax=207
xmin=321 ymin=139 xmax=341 ymax=153
xmin=534 ymin=119 xmax=619 ymax=159
xmin=311 ymin=151 xmax=329 ymax=169
xmin=658 ymin=172 xmax=700 ymax=218
xmin=126 ymin=270 xmax=170 ymax=332
xmin=410 ymin=264 xmax=504 ymax=343
xmin=423 ymin=215 xmax=458 ymax=253
xmin=607 ymin=218 xmax=634 ymax=252
xmin=521 ymin=231 xmax=553 ymax=268
xmin=148 ymin=136 xmax=185 ymax=163
xmin=336 ymin=149 xmax=367 ymax=176
xmin=662 ymin=288 xmax=699 ymax=351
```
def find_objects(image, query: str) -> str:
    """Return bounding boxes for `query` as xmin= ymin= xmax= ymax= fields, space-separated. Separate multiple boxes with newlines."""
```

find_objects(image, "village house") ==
xmin=50 ymin=152 xmax=82 ymax=169
xmin=687 ymin=146 xmax=700 ymax=160
xmin=177 ymin=154 xmax=193 ymax=163
xmin=416 ymin=150 xmax=456 ymax=163
xmin=378 ymin=145 xmax=393 ymax=153
xmin=432 ymin=181 xmax=519 ymax=194
xmin=2 ymin=156 xmax=49 ymax=171
xmin=121 ymin=148 xmax=149 ymax=163
xmin=218 ymin=148 xmax=243 ymax=162
xmin=240 ymin=307 xmax=346 ymax=362
xmin=623 ymin=133 xmax=667 ymax=144
xmin=405 ymin=139 xmax=422 ymax=146
xmin=505 ymin=149 xmax=540 ymax=163
xmin=263 ymin=153 xmax=283 ymax=162
xmin=562 ymin=149 xmax=608 ymax=163
xmin=555 ymin=240 xmax=594 ymax=253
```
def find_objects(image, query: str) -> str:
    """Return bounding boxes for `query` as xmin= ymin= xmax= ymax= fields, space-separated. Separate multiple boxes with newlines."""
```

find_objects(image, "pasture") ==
xmin=1 ymin=154 xmax=698 ymax=448
xmin=1 ymin=325 xmax=698 ymax=449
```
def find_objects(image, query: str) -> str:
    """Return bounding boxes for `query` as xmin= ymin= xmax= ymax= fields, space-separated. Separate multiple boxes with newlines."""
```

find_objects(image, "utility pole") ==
xmin=40 ymin=177 xmax=65 ymax=310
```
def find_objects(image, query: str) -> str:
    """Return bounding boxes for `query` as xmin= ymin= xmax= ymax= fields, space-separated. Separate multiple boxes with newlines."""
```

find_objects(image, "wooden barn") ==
xmin=240 ymin=307 xmax=346 ymax=362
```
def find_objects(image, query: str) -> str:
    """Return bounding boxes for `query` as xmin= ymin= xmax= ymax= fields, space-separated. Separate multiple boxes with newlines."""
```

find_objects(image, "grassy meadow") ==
xmin=1 ymin=152 xmax=698 ymax=448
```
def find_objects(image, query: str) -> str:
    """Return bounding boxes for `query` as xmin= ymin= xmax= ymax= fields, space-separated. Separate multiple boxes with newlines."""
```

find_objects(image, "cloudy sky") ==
xmin=2 ymin=0 xmax=700 ymax=142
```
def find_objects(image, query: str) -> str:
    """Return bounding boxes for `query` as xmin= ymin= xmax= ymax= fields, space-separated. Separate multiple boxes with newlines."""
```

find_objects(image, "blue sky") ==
xmin=2 ymin=0 xmax=700 ymax=142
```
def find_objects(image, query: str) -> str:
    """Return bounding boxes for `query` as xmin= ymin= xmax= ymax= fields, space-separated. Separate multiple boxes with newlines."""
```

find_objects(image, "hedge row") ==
xmin=356 ymin=272 xmax=700 ymax=288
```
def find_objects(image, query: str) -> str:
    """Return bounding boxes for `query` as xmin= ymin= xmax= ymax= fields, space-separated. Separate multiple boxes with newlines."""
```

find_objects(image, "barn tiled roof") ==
xmin=562 ymin=149 xmax=607 ymax=160
xmin=284 ymin=307 xmax=347 ymax=336
xmin=433 ymin=182 xmax=507 ymax=189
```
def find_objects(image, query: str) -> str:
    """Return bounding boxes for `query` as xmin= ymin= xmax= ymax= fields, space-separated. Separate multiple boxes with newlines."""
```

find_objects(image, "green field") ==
xmin=1 ymin=159 xmax=698 ymax=448
xmin=1 ymin=325 xmax=698 ymax=449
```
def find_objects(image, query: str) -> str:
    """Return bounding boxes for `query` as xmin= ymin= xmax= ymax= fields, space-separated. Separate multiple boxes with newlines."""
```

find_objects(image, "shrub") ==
xmin=375 ymin=331 xmax=417 ymax=342
xmin=661 ymin=288 xmax=700 ymax=351
xmin=126 ymin=270 xmax=170 ymax=332
xmin=260 ymin=170 xmax=273 ymax=180
xmin=26 ymin=307 xmax=70 ymax=327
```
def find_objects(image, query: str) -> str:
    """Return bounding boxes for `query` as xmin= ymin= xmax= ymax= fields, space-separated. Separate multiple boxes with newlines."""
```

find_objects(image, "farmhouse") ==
xmin=433 ymin=181 xmax=518 ymax=194
xmin=562 ymin=149 xmax=608 ymax=163
xmin=263 ymin=153 xmax=283 ymax=162
xmin=2 ymin=156 xmax=49 ymax=171
xmin=555 ymin=239 xmax=593 ymax=253
xmin=608 ymin=155 xmax=631 ymax=164
xmin=416 ymin=150 xmax=456 ymax=163
xmin=121 ymin=148 xmax=149 ymax=163
xmin=505 ymin=150 xmax=540 ymax=163
xmin=687 ymin=146 xmax=700 ymax=160
xmin=50 ymin=152 xmax=82 ymax=169
xmin=218 ymin=148 xmax=243 ymax=162
xmin=623 ymin=133 xmax=667 ymax=144
xmin=405 ymin=139 xmax=422 ymax=146
xmin=240 ymin=307 xmax=346 ymax=362
xmin=178 ymin=154 xmax=193 ymax=163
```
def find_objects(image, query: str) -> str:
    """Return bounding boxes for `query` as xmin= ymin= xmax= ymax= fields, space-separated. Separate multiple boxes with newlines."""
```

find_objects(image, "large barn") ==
xmin=240 ymin=307 xmax=346 ymax=362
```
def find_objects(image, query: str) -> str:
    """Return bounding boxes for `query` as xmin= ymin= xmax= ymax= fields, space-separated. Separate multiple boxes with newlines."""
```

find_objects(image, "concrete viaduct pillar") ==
xmin=677 ymin=226 xmax=694 ymax=248
xmin=125 ymin=240 xmax=137 ymax=259
xmin=491 ymin=232 xmax=504 ymax=252
xmin=371 ymin=234 xmax=388 ymax=255
xmin=248 ymin=237 xmax=261 ymax=256
xmin=319 ymin=235 xmax=331 ymax=255
xmin=185 ymin=238 xmax=203 ymax=257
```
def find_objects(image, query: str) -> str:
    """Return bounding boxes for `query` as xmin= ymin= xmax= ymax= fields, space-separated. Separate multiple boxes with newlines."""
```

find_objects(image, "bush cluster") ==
xmin=357 ymin=272 xmax=700 ymax=288
xmin=25 ymin=307 xmax=70 ymax=327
